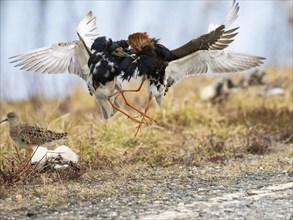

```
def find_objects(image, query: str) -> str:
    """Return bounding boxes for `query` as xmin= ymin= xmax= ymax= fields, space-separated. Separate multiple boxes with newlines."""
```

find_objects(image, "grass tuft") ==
xmin=0 ymin=67 xmax=292 ymax=186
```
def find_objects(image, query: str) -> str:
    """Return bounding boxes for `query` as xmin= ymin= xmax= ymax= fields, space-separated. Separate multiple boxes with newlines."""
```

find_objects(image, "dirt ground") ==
xmin=0 ymin=153 xmax=292 ymax=220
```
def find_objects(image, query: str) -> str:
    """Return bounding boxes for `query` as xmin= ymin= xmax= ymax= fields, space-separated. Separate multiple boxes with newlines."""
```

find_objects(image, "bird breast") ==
xmin=92 ymin=79 xmax=117 ymax=99
xmin=147 ymin=79 xmax=166 ymax=98
xmin=9 ymin=126 xmax=32 ymax=148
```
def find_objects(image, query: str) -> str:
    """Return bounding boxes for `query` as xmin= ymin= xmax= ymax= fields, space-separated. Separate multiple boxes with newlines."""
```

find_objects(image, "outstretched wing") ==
xmin=165 ymin=50 xmax=265 ymax=86
xmin=9 ymin=11 xmax=98 ymax=81
xmin=76 ymin=11 xmax=98 ymax=49
xmin=171 ymin=0 xmax=239 ymax=59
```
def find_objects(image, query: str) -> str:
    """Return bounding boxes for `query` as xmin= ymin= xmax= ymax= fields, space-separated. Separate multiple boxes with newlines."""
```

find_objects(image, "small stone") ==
xmin=26 ymin=211 xmax=37 ymax=217
xmin=15 ymin=194 xmax=22 ymax=202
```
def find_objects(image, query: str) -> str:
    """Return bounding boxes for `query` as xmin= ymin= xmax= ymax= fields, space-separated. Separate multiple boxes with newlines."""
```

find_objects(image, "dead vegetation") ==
xmin=0 ymin=68 xmax=292 ymax=210
xmin=0 ymin=152 xmax=85 ymax=185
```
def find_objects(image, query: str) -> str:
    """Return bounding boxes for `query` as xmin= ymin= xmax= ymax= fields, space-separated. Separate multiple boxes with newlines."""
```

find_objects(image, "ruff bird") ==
xmin=200 ymin=78 xmax=237 ymax=102
xmin=0 ymin=112 xmax=67 ymax=149
xmin=84 ymin=36 xmax=143 ymax=121
xmin=117 ymin=0 xmax=265 ymax=134
xmin=9 ymin=11 xmax=127 ymax=120
xmin=239 ymin=69 xmax=266 ymax=88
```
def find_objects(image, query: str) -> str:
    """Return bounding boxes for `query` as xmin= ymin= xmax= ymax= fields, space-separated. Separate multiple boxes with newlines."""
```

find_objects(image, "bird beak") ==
xmin=155 ymin=95 xmax=163 ymax=107
xmin=122 ymin=51 xmax=132 ymax=58
xmin=0 ymin=118 xmax=8 ymax=124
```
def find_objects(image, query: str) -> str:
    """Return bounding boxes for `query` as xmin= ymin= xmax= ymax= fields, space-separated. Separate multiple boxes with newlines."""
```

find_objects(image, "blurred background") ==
xmin=1 ymin=0 xmax=292 ymax=101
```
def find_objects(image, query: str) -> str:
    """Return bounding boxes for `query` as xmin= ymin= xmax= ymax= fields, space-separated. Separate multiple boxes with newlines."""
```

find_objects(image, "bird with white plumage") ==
xmin=9 ymin=11 xmax=126 ymax=120
xmin=31 ymin=145 xmax=79 ymax=170
xmin=117 ymin=0 xmax=265 ymax=135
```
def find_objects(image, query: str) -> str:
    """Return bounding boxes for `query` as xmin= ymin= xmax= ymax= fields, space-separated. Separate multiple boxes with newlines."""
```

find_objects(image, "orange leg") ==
xmin=108 ymin=99 xmax=141 ymax=124
xmin=135 ymin=97 xmax=152 ymax=137
xmin=111 ymin=80 xmax=156 ymax=122
xmin=110 ymin=80 xmax=145 ymax=98
xmin=119 ymin=92 xmax=157 ymax=123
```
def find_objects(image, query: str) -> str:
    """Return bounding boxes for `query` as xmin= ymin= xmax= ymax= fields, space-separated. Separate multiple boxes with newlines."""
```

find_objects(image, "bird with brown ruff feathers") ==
xmin=128 ymin=32 xmax=155 ymax=54
xmin=115 ymin=1 xmax=265 ymax=136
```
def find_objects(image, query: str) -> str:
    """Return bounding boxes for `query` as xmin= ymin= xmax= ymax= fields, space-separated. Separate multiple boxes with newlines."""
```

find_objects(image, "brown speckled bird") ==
xmin=0 ymin=112 xmax=67 ymax=149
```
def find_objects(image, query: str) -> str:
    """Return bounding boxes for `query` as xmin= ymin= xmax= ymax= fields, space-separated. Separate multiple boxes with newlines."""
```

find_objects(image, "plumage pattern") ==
xmin=114 ymin=0 xmax=265 ymax=132
xmin=89 ymin=37 xmax=130 ymax=87
xmin=171 ymin=0 xmax=239 ymax=59
xmin=128 ymin=32 xmax=155 ymax=54
xmin=118 ymin=1 xmax=243 ymax=106
xmin=165 ymin=50 xmax=265 ymax=86
xmin=0 ymin=112 xmax=67 ymax=148
xmin=84 ymin=37 xmax=134 ymax=119
xmin=120 ymin=33 xmax=171 ymax=82
xmin=8 ymin=11 xmax=124 ymax=120
xmin=9 ymin=11 xmax=98 ymax=81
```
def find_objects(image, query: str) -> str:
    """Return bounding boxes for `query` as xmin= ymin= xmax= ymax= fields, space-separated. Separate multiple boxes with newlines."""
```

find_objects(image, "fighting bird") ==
xmin=84 ymin=36 xmax=153 ymax=122
xmin=0 ymin=112 xmax=67 ymax=149
xmin=85 ymin=36 xmax=142 ymax=121
xmin=116 ymin=0 xmax=265 ymax=135
xmin=9 ymin=11 xmax=129 ymax=120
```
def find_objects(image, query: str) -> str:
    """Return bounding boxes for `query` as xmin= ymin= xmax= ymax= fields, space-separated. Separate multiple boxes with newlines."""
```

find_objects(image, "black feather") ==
xmin=88 ymin=37 xmax=130 ymax=88
xmin=119 ymin=42 xmax=170 ymax=82
xmin=91 ymin=36 xmax=107 ymax=52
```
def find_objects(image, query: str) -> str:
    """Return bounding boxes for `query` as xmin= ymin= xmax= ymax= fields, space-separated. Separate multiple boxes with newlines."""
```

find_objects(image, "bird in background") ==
xmin=116 ymin=0 xmax=265 ymax=135
xmin=200 ymin=78 xmax=237 ymax=102
xmin=0 ymin=112 xmax=67 ymax=149
xmin=9 ymin=11 xmax=132 ymax=121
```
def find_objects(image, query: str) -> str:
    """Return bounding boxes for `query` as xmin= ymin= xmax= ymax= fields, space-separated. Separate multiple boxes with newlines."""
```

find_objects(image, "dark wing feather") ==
xmin=171 ymin=25 xmax=239 ymax=59
xmin=171 ymin=0 xmax=239 ymax=59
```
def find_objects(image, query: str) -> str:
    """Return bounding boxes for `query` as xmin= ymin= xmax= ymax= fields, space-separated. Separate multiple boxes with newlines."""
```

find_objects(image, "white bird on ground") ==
xmin=200 ymin=78 xmax=237 ymax=101
xmin=31 ymin=145 xmax=79 ymax=170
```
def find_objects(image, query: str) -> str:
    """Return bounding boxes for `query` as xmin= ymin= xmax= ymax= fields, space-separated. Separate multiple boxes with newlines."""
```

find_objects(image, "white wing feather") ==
xmin=209 ymin=0 xmax=239 ymax=32
xmin=221 ymin=0 xmax=239 ymax=28
xmin=76 ymin=11 xmax=98 ymax=49
xmin=9 ymin=11 xmax=98 ymax=80
xmin=165 ymin=50 xmax=265 ymax=85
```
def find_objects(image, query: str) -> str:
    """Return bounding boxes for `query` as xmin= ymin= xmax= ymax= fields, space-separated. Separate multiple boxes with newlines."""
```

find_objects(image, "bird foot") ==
xmin=115 ymin=91 xmax=157 ymax=123
xmin=134 ymin=110 xmax=151 ymax=137
xmin=135 ymin=121 xmax=144 ymax=137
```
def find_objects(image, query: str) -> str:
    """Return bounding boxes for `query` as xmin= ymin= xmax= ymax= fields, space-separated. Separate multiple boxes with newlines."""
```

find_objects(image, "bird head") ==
xmin=128 ymin=32 xmax=154 ymax=54
xmin=0 ymin=112 xmax=20 ymax=124
xmin=111 ymin=46 xmax=131 ymax=58
xmin=106 ymin=39 xmax=131 ymax=58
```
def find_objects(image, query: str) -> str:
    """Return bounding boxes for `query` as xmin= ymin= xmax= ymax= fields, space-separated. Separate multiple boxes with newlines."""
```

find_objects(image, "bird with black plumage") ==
xmin=8 ymin=11 xmax=134 ymax=121
xmin=116 ymin=0 xmax=265 ymax=135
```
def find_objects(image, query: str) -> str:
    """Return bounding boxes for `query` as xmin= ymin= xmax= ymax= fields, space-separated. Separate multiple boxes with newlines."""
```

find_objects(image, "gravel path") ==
xmin=1 ymin=166 xmax=292 ymax=220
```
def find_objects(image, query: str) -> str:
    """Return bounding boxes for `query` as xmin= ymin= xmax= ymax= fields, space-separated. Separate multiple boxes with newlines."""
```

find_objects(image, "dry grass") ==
xmin=0 ymin=155 xmax=292 ymax=212
xmin=0 ymin=67 xmax=292 ymax=199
